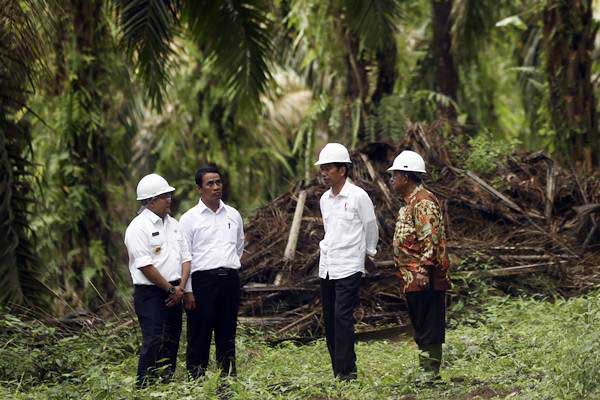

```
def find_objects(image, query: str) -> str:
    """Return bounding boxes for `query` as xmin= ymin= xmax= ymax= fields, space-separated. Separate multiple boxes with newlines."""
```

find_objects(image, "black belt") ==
xmin=134 ymin=279 xmax=180 ymax=290
xmin=194 ymin=267 xmax=237 ymax=277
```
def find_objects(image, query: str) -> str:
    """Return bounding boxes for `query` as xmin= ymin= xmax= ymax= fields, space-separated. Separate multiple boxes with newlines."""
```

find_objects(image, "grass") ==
xmin=1 ymin=290 xmax=599 ymax=399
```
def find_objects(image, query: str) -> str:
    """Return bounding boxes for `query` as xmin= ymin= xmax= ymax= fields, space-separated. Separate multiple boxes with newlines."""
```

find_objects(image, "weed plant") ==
xmin=1 ymin=290 xmax=599 ymax=399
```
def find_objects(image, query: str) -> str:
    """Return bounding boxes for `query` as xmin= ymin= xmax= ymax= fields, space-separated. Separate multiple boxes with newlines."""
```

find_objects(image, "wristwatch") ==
xmin=167 ymin=285 xmax=176 ymax=295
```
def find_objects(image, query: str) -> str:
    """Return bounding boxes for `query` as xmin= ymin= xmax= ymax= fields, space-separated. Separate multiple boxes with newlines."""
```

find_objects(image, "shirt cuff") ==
xmin=184 ymin=278 xmax=192 ymax=293
xmin=366 ymin=248 xmax=377 ymax=257
xmin=133 ymin=256 xmax=153 ymax=270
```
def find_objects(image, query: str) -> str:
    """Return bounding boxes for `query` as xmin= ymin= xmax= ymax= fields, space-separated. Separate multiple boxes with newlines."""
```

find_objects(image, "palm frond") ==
xmin=114 ymin=0 xmax=179 ymax=111
xmin=343 ymin=0 xmax=402 ymax=50
xmin=183 ymin=0 xmax=274 ymax=108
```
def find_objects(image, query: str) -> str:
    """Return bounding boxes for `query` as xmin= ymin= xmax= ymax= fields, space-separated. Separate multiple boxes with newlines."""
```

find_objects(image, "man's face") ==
xmin=320 ymin=164 xmax=345 ymax=187
xmin=150 ymin=192 xmax=172 ymax=217
xmin=389 ymin=171 xmax=407 ymax=192
xmin=198 ymin=172 xmax=222 ymax=202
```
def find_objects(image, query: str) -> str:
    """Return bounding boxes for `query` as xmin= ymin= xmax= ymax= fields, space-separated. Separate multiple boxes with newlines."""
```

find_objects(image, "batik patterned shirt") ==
xmin=392 ymin=185 xmax=450 ymax=293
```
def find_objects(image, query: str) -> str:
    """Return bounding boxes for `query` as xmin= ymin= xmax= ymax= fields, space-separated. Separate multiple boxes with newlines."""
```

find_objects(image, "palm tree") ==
xmin=0 ymin=0 xmax=48 ymax=308
xmin=543 ymin=0 xmax=598 ymax=169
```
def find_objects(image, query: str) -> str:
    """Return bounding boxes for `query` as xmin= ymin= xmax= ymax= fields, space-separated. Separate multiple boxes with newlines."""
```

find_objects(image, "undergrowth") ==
xmin=1 ymin=290 xmax=599 ymax=399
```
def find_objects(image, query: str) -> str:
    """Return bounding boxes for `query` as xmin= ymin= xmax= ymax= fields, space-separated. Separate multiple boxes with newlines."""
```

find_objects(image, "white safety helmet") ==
xmin=136 ymin=173 xmax=176 ymax=201
xmin=314 ymin=143 xmax=352 ymax=165
xmin=387 ymin=150 xmax=426 ymax=173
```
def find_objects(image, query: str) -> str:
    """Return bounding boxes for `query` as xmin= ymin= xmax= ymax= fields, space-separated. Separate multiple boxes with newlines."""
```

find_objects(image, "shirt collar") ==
xmin=198 ymin=198 xmax=226 ymax=214
xmin=328 ymin=178 xmax=351 ymax=198
xmin=406 ymin=184 xmax=423 ymax=203
xmin=141 ymin=207 xmax=163 ymax=224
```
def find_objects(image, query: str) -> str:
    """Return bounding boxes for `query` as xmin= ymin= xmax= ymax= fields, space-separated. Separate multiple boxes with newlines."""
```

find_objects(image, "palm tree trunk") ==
xmin=543 ymin=0 xmax=598 ymax=169
xmin=372 ymin=38 xmax=397 ymax=106
xmin=432 ymin=0 xmax=458 ymax=119
xmin=0 ymin=1 xmax=47 ymax=308
xmin=59 ymin=0 xmax=119 ymax=308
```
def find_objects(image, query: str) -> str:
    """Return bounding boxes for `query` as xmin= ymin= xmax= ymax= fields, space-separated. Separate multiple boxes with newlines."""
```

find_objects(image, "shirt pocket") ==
xmin=149 ymin=235 xmax=164 ymax=255
xmin=224 ymin=218 xmax=238 ymax=244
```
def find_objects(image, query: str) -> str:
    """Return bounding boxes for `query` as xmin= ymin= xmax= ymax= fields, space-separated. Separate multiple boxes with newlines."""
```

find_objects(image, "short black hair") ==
xmin=332 ymin=162 xmax=352 ymax=178
xmin=195 ymin=165 xmax=221 ymax=187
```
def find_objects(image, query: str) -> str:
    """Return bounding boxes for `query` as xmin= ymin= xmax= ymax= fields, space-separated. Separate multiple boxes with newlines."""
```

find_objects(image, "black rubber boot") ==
xmin=417 ymin=344 xmax=442 ymax=385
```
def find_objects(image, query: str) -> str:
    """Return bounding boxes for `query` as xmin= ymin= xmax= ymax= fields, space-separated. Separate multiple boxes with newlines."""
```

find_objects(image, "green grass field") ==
xmin=2 ymin=291 xmax=599 ymax=399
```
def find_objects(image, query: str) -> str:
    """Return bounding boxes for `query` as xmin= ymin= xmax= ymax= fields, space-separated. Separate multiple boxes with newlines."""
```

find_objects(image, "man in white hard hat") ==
xmin=124 ymin=173 xmax=192 ymax=387
xmin=388 ymin=150 xmax=450 ymax=383
xmin=179 ymin=165 xmax=245 ymax=378
xmin=315 ymin=143 xmax=379 ymax=380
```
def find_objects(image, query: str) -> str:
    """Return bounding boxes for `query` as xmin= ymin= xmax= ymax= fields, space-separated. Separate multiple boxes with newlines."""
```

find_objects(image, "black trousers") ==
xmin=320 ymin=272 xmax=362 ymax=379
xmin=405 ymin=290 xmax=446 ymax=347
xmin=186 ymin=268 xmax=240 ymax=378
xmin=133 ymin=282 xmax=182 ymax=387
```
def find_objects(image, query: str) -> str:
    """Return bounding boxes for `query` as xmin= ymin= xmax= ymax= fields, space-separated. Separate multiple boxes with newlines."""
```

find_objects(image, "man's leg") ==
xmin=186 ymin=271 xmax=218 ymax=378
xmin=214 ymin=269 xmax=240 ymax=376
xmin=320 ymin=275 xmax=337 ymax=375
xmin=333 ymin=272 xmax=362 ymax=380
xmin=159 ymin=298 xmax=182 ymax=382
xmin=406 ymin=290 xmax=445 ymax=378
xmin=134 ymin=285 xmax=168 ymax=388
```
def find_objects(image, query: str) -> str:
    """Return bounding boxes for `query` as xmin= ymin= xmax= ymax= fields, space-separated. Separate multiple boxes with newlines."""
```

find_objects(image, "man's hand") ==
xmin=365 ymin=255 xmax=376 ymax=270
xmin=414 ymin=272 xmax=429 ymax=288
xmin=165 ymin=286 xmax=184 ymax=307
xmin=183 ymin=292 xmax=196 ymax=311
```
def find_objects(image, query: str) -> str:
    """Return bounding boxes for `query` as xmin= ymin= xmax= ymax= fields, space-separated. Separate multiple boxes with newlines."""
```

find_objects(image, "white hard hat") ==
xmin=136 ymin=173 xmax=175 ymax=201
xmin=387 ymin=150 xmax=426 ymax=173
xmin=314 ymin=143 xmax=352 ymax=165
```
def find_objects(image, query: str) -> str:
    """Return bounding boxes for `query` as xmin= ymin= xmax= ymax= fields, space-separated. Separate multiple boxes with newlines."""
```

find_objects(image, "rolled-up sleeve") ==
xmin=178 ymin=227 xmax=192 ymax=264
xmin=357 ymin=192 xmax=379 ymax=256
xmin=124 ymin=226 xmax=153 ymax=270
xmin=236 ymin=212 xmax=245 ymax=258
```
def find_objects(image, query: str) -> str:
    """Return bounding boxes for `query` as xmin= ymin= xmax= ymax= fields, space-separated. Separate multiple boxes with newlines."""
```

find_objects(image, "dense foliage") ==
xmin=1 ymin=0 xmax=599 ymax=312
xmin=1 ymin=291 xmax=599 ymax=399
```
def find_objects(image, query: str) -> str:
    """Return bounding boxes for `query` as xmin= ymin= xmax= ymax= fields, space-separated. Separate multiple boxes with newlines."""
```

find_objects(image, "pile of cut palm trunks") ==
xmin=239 ymin=122 xmax=600 ymax=341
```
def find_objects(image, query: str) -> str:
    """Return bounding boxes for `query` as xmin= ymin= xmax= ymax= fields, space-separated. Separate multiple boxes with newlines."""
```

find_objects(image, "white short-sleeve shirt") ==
xmin=124 ymin=208 xmax=192 ymax=285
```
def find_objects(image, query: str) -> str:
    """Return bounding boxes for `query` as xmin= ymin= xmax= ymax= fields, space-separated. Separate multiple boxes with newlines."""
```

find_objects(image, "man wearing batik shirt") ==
xmin=388 ymin=150 xmax=450 ymax=381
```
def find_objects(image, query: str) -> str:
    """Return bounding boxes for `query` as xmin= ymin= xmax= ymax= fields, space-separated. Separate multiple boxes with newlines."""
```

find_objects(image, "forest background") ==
xmin=2 ymin=0 xmax=599 ymax=323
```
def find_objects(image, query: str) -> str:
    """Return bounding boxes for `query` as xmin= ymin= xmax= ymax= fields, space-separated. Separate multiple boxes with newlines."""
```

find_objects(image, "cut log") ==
xmin=359 ymin=153 xmax=395 ymax=214
xmin=283 ymin=189 xmax=308 ymax=261
xmin=277 ymin=310 xmax=319 ymax=335
xmin=456 ymin=261 xmax=568 ymax=278
xmin=545 ymin=159 xmax=557 ymax=221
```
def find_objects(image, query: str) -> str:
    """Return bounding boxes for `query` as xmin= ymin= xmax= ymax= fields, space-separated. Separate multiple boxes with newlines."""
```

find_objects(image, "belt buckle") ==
xmin=216 ymin=268 xmax=229 ymax=276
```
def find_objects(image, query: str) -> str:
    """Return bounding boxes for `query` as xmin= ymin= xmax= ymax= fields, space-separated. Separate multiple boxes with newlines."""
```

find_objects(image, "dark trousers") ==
xmin=320 ymin=272 xmax=362 ymax=379
xmin=186 ymin=268 xmax=240 ymax=378
xmin=405 ymin=290 xmax=446 ymax=347
xmin=133 ymin=283 xmax=182 ymax=387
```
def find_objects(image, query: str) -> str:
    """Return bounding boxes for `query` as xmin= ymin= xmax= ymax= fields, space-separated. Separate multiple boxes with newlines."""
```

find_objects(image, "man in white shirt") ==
xmin=315 ymin=143 xmax=379 ymax=381
xmin=179 ymin=165 xmax=245 ymax=378
xmin=124 ymin=173 xmax=192 ymax=387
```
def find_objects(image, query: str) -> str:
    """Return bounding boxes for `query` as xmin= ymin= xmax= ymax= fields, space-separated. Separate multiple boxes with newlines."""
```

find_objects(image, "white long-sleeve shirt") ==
xmin=179 ymin=199 xmax=245 ymax=292
xmin=318 ymin=179 xmax=379 ymax=279
xmin=124 ymin=208 xmax=192 ymax=285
